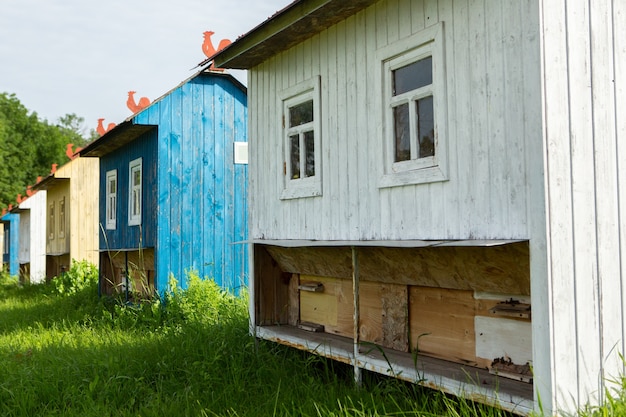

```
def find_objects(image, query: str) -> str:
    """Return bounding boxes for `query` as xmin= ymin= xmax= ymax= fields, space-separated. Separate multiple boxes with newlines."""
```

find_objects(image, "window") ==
xmin=3 ymin=227 xmax=8 ymax=255
xmin=280 ymin=76 xmax=322 ymax=199
xmin=106 ymin=170 xmax=117 ymax=230
xmin=128 ymin=158 xmax=142 ymax=226
xmin=378 ymin=23 xmax=448 ymax=188
xmin=58 ymin=197 xmax=66 ymax=238
xmin=48 ymin=202 xmax=55 ymax=240
xmin=234 ymin=142 xmax=248 ymax=164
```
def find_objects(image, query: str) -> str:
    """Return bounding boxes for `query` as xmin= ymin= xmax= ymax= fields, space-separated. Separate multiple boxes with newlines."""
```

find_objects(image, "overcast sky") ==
xmin=0 ymin=0 xmax=287 ymax=136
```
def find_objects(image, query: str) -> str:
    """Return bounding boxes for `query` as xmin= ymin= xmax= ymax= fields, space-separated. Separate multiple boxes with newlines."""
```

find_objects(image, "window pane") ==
xmin=290 ymin=135 xmax=300 ymax=179
xmin=417 ymin=96 xmax=435 ymax=158
xmin=133 ymin=169 xmax=141 ymax=186
xmin=393 ymin=56 xmax=432 ymax=96
xmin=108 ymin=197 xmax=115 ymax=221
xmin=289 ymin=100 xmax=314 ymax=127
xmin=59 ymin=199 xmax=65 ymax=234
xmin=393 ymin=103 xmax=410 ymax=162
xmin=304 ymin=130 xmax=315 ymax=177
xmin=133 ymin=190 xmax=141 ymax=216
xmin=109 ymin=180 xmax=116 ymax=193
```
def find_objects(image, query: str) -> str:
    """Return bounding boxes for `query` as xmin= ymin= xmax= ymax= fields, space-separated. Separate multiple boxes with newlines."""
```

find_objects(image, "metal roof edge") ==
xmin=211 ymin=0 xmax=378 ymax=69
xmin=241 ymin=239 xmax=528 ymax=248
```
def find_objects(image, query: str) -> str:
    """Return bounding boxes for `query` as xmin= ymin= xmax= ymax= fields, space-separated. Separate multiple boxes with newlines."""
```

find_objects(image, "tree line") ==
xmin=0 ymin=92 xmax=96 ymax=209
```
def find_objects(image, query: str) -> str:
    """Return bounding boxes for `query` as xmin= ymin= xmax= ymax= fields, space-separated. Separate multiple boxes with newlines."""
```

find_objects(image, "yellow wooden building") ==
xmin=34 ymin=156 xmax=99 ymax=279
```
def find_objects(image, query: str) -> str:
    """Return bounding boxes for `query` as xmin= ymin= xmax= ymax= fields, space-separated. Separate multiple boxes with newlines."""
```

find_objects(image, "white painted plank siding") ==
xmin=18 ymin=191 xmax=47 ymax=283
xmin=18 ymin=211 xmax=30 ymax=265
xmin=538 ymin=0 xmax=625 ymax=413
xmin=249 ymin=0 xmax=541 ymax=242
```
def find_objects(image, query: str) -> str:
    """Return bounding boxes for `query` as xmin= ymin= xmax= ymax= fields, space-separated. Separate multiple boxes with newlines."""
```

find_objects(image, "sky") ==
xmin=0 ymin=0 xmax=288 ymax=136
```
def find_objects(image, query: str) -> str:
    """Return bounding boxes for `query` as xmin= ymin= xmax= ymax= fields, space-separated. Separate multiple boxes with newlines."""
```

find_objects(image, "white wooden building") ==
xmin=16 ymin=190 xmax=47 ymax=284
xmin=211 ymin=0 xmax=624 ymax=415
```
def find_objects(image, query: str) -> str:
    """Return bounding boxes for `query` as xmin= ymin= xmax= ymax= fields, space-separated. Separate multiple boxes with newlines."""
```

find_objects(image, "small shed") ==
xmin=13 ymin=190 xmax=48 ymax=283
xmin=0 ymin=221 xmax=4 ymax=272
xmin=79 ymin=69 xmax=248 ymax=297
xmin=211 ymin=0 xmax=625 ymax=415
xmin=33 ymin=157 xmax=100 ymax=279
xmin=1 ymin=211 xmax=19 ymax=277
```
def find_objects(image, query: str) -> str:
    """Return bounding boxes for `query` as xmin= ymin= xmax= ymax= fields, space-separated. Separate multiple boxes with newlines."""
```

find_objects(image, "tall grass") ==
xmin=1 ymin=266 xmax=516 ymax=416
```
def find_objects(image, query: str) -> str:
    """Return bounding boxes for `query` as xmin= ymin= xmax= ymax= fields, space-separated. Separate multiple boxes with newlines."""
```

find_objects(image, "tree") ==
xmin=0 ymin=93 xmax=88 ymax=208
xmin=56 ymin=113 xmax=90 ymax=148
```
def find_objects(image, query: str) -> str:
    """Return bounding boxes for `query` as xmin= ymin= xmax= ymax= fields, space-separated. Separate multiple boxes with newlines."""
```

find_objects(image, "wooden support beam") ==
xmin=352 ymin=246 xmax=362 ymax=386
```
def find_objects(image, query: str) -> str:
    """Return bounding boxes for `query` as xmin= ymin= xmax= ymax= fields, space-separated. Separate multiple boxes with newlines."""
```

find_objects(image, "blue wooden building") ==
xmin=1 ymin=211 xmax=19 ymax=277
xmin=80 ymin=70 xmax=248 ymax=296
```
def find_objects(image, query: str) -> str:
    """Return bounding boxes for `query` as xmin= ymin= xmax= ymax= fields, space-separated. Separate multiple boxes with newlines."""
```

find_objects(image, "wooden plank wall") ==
xmin=44 ymin=183 xmax=69 ymax=257
xmin=98 ymin=131 xmax=158 ymax=251
xmin=258 ymin=243 xmax=532 ymax=368
xmin=537 ymin=0 xmax=625 ymax=413
xmin=17 ymin=210 xmax=30 ymax=265
xmin=248 ymin=0 xmax=541 ymax=242
xmin=100 ymin=248 xmax=156 ymax=297
xmin=2 ymin=213 xmax=19 ymax=276
xmin=18 ymin=191 xmax=47 ymax=283
xmin=0 ymin=223 xmax=4 ymax=266
xmin=134 ymin=73 xmax=248 ymax=294
xmin=281 ymin=272 xmax=532 ymax=369
xmin=67 ymin=157 xmax=100 ymax=268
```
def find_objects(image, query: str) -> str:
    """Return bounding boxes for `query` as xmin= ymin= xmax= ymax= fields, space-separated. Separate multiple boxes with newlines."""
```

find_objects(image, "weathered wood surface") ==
xmin=248 ymin=0 xmax=539 ymax=242
xmin=409 ymin=287 xmax=477 ymax=365
xmin=263 ymin=242 xmax=530 ymax=294
xmin=18 ymin=191 xmax=47 ymax=283
xmin=299 ymin=275 xmax=353 ymax=337
xmin=254 ymin=245 xmax=291 ymax=325
xmin=256 ymin=325 xmax=533 ymax=415
xmin=538 ymin=0 xmax=625 ymax=412
xmin=128 ymin=73 xmax=248 ymax=294
xmin=475 ymin=316 xmax=532 ymax=368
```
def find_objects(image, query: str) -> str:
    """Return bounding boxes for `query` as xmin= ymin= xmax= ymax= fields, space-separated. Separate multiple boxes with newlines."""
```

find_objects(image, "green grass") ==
xmin=0 ymin=268 xmax=534 ymax=416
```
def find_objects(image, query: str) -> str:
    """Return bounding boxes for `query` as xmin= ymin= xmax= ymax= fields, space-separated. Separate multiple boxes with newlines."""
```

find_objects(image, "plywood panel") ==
xmin=263 ymin=243 xmax=529 ymax=295
xmin=299 ymin=275 xmax=353 ymax=337
xmin=359 ymin=280 xmax=383 ymax=344
xmin=265 ymin=246 xmax=353 ymax=278
xmin=409 ymin=287 xmax=477 ymax=365
xmin=359 ymin=243 xmax=530 ymax=294
xmin=381 ymin=283 xmax=408 ymax=352
xmin=475 ymin=316 xmax=532 ymax=366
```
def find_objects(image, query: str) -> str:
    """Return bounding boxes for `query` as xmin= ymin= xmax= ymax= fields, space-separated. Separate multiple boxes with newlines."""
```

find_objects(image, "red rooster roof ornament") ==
xmin=96 ymin=118 xmax=116 ymax=136
xmin=202 ymin=31 xmax=231 ymax=71
xmin=127 ymin=91 xmax=151 ymax=114
xmin=66 ymin=143 xmax=82 ymax=160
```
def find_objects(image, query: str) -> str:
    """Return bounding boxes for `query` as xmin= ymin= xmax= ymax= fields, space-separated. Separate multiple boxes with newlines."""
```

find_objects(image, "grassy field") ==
xmin=0 ymin=264 xmax=621 ymax=416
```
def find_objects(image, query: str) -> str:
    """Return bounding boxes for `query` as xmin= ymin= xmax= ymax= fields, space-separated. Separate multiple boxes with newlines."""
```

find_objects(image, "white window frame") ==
xmin=378 ymin=22 xmax=448 ymax=188
xmin=48 ymin=201 xmax=55 ymax=240
xmin=58 ymin=197 xmax=66 ymax=238
xmin=279 ymin=76 xmax=322 ymax=200
xmin=3 ymin=226 xmax=9 ymax=255
xmin=105 ymin=170 xmax=117 ymax=230
xmin=128 ymin=158 xmax=142 ymax=226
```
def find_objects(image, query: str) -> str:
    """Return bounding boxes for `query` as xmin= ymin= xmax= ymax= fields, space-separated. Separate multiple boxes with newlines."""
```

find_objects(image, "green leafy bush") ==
xmin=164 ymin=271 xmax=247 ymax=327
xmin=52 ymin=259 xmax=98 ymax=296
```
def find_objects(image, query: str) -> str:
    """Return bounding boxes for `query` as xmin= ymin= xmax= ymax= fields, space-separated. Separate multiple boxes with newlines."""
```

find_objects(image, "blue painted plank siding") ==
xmin=98 ymin=130 xmax=158 ymax=250
xmin=2 ymin=213 xmax=20 ymax=276
xmin=132 ymin=72 xmax=248 ymax=293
